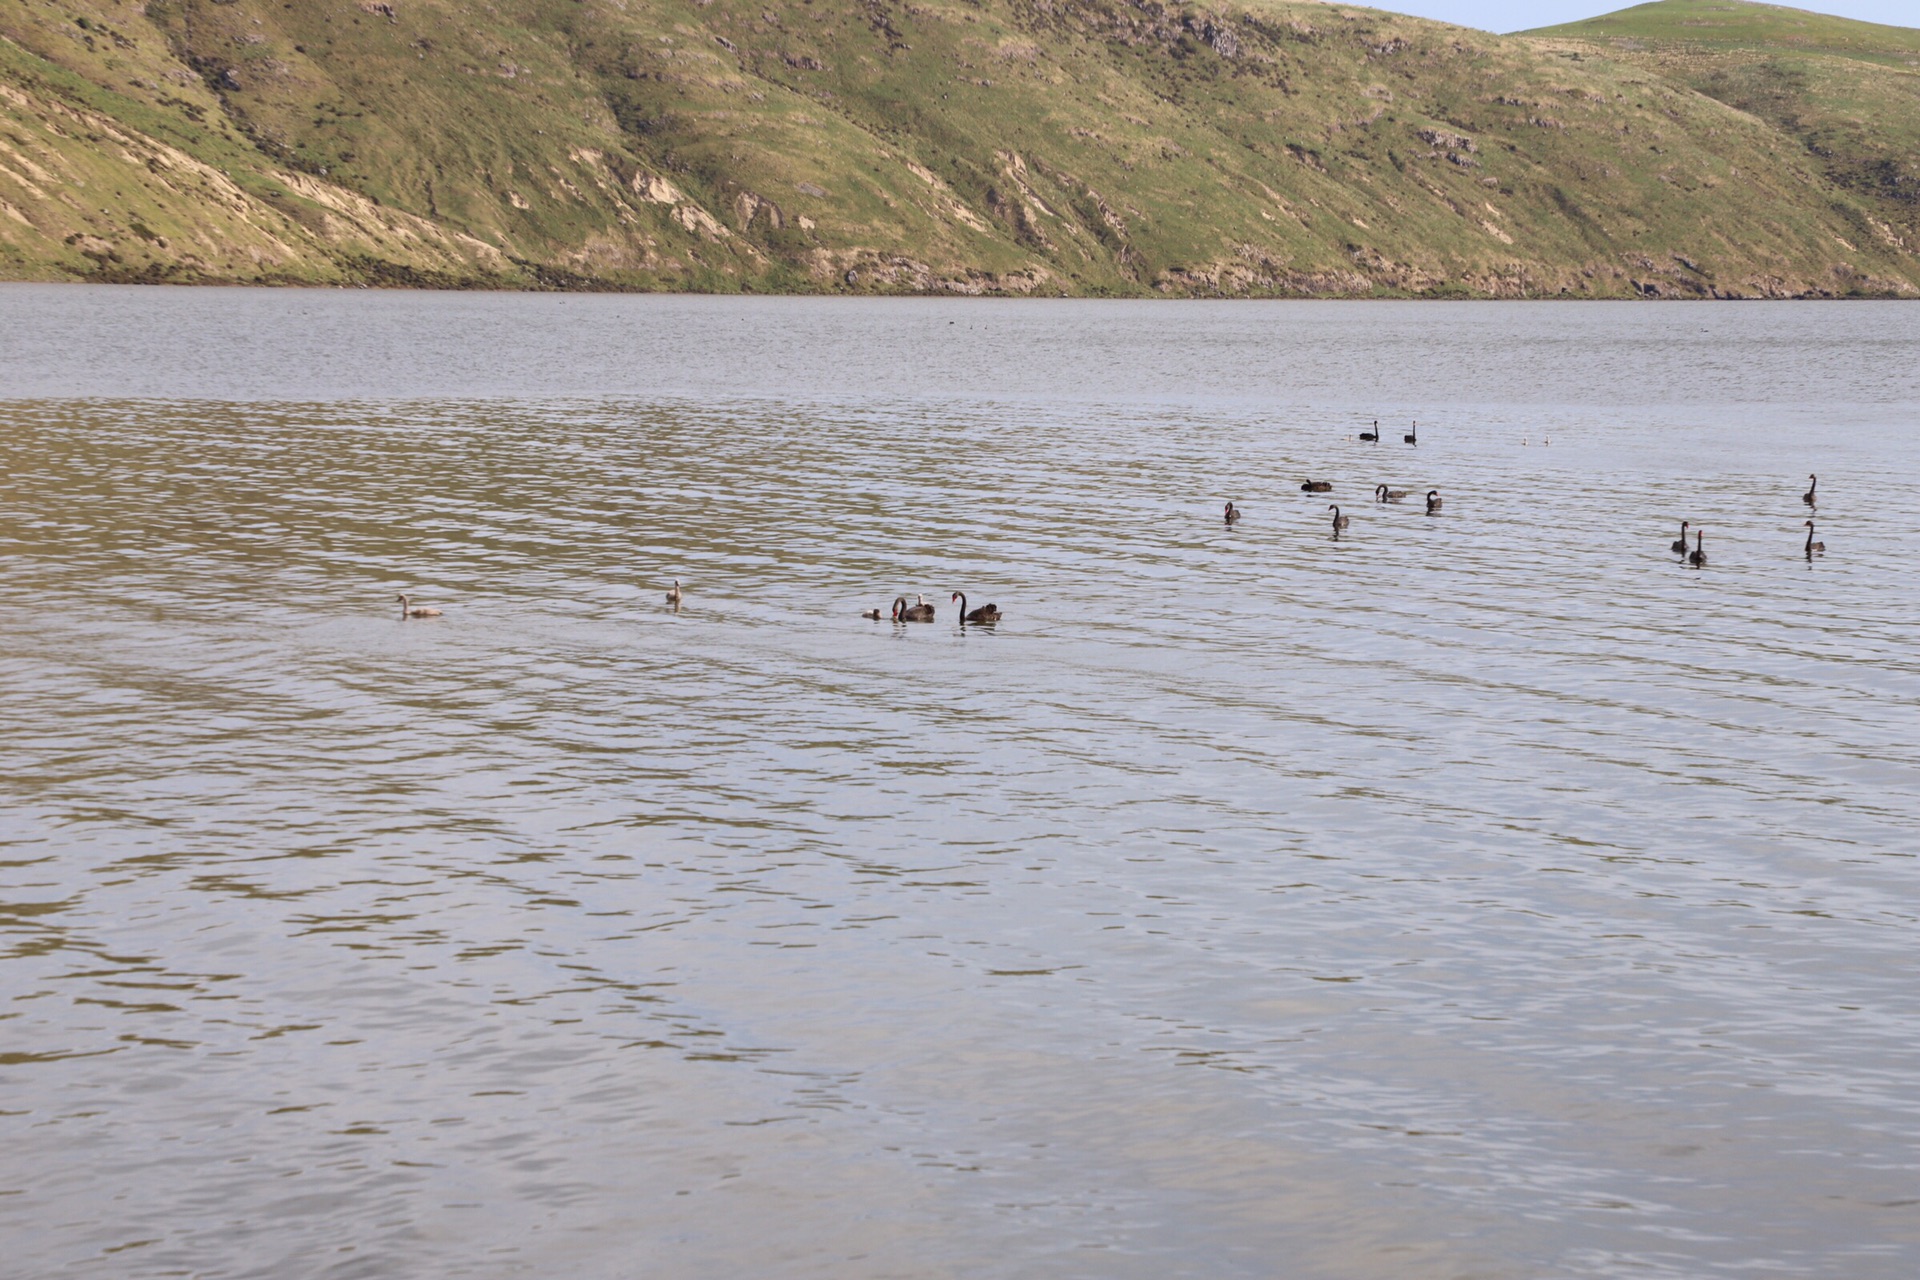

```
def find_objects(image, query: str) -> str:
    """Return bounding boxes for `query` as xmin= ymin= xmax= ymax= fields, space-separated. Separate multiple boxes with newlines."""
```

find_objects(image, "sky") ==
xmin=1379 ymin=1 xmax=1919 ymax=34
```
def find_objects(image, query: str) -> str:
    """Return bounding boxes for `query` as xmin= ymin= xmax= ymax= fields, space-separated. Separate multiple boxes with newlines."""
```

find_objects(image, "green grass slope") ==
xmin=2 ymin=0 xmax=1917 ymax=296
xmin=1525 ymin=2 xmax=1920 ymax=247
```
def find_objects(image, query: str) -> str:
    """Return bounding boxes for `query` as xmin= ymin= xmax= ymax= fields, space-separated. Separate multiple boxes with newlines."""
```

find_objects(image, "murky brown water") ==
xmin=3 ymin=287 xmax=1918 ymax=1279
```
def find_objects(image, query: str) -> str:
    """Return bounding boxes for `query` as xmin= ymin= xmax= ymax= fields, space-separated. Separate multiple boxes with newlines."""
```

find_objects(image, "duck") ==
xmin=1425 ymin=489 xmax=1443 ymax=514
xmin=1802 ymin=474 xmax=1818 ymax=506
xmin=1359 ymin=420 xmax=1379 ymax=443
xmin=1670 ymin=520 xmax=1690 ymax=554
xmin=1688 ymin=529 xmax=1707 ymax=567
xmin=1224 ymin=501 xmax=1241 ymax=525
xmin=397 ymin=594 xmax=442 ymax=618
xmin=1804 ymin=520 xmax=1825 ymax=556
xmin=1328 ymin=504 xmax=1350 ymax=533
xmin=666 ymin=578 xmax=683 ymax=607
xmin=1375 ymin=484 xmax=1407 ymax=503
xmin=893 ymin=595 xmax=936 ymax=622
xmin=1300 ymin=479 xmax=1333 ymax=493
xmin=952 ymin=592 xmax=1002 ymax=623
xmin=1404 ymin=420 xmax=1418 ymax=445
xmin=861 ymin=606 xmax=884 ymax=620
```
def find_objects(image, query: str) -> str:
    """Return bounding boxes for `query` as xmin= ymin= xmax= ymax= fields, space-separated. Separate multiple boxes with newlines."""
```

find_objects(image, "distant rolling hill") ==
xmin=1526 ymin=2 xmax=1920 ymax=252
xmin=1 ymin=0 xmax=1916 ymax=296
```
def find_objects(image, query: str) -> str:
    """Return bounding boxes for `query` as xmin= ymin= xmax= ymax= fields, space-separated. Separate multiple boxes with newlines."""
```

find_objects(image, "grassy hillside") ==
xmin=1525 ymin=2 xmax=1920 ymax=246
xmin=1 ymin=0 xmax=1916 ymax=296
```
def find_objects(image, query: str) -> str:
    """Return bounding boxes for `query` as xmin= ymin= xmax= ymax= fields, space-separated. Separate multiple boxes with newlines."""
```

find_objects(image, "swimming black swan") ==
xmin=1301 ymin=480 xmax=1332 ymax=493
xmin=1360 ymin=420 xmax=1379 ymax=443
xmin=1803 ymin=474 xmax=1818 ymax=506
xmin=1670 ymin=521 xmax=1690 ymax=554
xmin=1329 ymin=504 xmax=1350 ymax=533
xmin=1689 ymin=530 xmax=1707 ymax=567
xmin=1405 ymin=421 xmax=1418 ymax=445
xmin=1375 ymin=484 xmax=1406 ymax=503
xmin=893 ymin=595 xmax=936 ymax=622
xmin=952 ymin=592 xmax=1002 ymax=623
xmin=1804 ymin=521 xmax=1825 ymax=556
xmin=1425 ymin=490 xmax=1443 ymax=514
xmin=1224 ymin=501 xmax=1241 ymax=525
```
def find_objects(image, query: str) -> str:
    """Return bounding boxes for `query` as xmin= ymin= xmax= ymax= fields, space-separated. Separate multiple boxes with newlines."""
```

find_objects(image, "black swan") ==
xmin=952 ymin=592 xmax=1002 ymax=623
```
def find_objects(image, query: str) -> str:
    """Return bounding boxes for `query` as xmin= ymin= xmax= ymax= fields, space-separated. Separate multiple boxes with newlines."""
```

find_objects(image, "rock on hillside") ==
xmin=1 ymin=0 xmax=1916 ymax=296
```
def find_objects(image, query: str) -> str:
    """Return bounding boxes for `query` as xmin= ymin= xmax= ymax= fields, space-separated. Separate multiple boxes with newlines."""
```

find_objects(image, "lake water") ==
xmin=2 ymin=287 xmax=1918 ymax=1279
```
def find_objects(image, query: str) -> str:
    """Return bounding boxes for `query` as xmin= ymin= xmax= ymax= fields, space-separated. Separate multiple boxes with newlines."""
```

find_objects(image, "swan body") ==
xmin=1328 ymin=504 xmax=1350 ymax=533
xmin=952 ymin=592 xmax=1002 ymax=623
xmin=1425 ymin=489 xmax=1442 ymax=514
xmin=1804 ymin=521 xmax=1825 ymax=555
xmin=397 ymin=594 xmax=442 ymax=618
xmin=893 ymin=595 xmax=935 ymax=622
xmin=1300 ymin=480 xmax=1332 ymax=493
xmin=1359 ymin=420 xmax=1379 ymax=443
xmin=1670 ymin=520 xmax=1690 ymax=554
xmin=1375 ymin=484 xmax=1406 ymax=503
xmin=1803 ymin=474 xmax=1818 ymax=506
xmin=666 ymin=578 xmax=683 ymax=606
xmin=1224 ymin=501 xmax=1241 ymax=525
xmin=1688 ymin=530 xmax=1707 ymax=567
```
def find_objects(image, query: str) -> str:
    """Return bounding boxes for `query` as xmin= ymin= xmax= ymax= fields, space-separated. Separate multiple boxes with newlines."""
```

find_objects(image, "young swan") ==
xmin=397 ymin=594 xmax=442 ymax=618
xmin=666 ymin=579 xmax=684 ymax=607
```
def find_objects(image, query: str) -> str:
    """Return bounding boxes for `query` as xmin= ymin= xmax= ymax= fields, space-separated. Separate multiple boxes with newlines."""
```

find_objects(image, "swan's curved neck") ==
xmin=955 ymin=593 xmax=967 ymax=616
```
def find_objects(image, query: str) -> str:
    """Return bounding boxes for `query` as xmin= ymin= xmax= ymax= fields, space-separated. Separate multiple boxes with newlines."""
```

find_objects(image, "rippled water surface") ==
xmin=3 ymin=288 xmax=1919 ymax=1279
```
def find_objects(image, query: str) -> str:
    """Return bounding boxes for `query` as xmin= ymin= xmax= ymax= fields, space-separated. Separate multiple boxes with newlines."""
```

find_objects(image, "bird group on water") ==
xmin=391 ymin=424 xmax=1833 ymax=622
xmin=1666 ymin=472 xmax=1829 ymax=569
